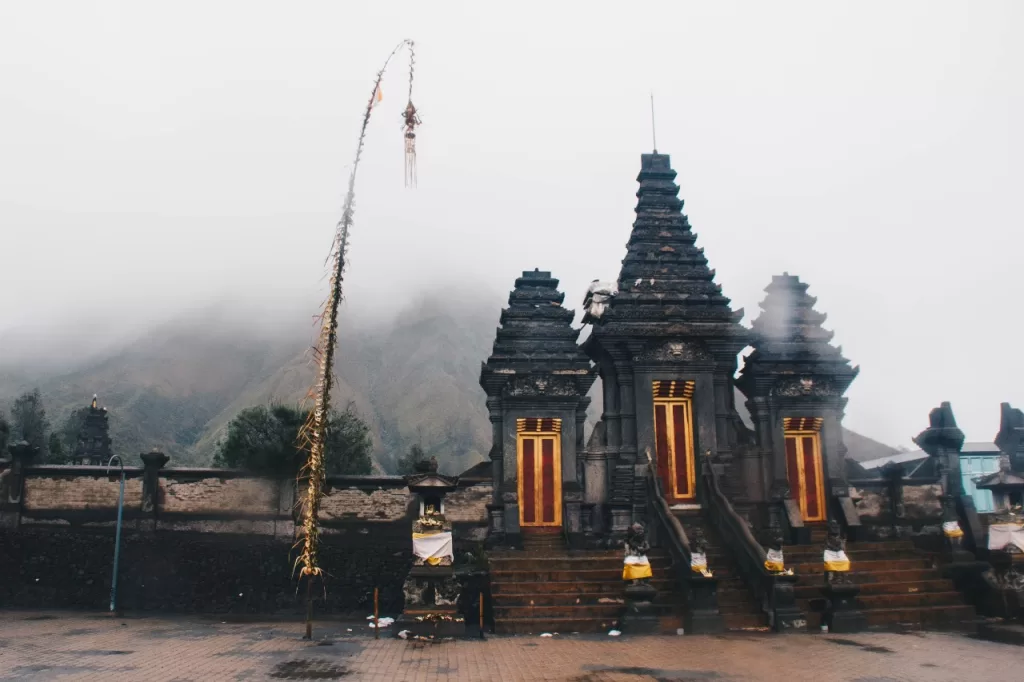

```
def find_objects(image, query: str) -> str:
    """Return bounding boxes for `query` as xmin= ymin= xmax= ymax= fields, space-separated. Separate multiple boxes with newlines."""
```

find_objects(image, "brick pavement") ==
xmin=0 ymin=611 xmax=1018 ymax=681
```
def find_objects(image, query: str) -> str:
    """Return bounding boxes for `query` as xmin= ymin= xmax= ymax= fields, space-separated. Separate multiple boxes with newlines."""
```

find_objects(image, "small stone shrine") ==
xmin=396 ymin=458 xmax=466 ymax=638
xmin=71 ymin=395 xmax=113 ymax=466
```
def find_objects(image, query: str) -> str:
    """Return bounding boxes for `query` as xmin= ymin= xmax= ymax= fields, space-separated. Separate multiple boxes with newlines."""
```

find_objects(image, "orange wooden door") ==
xmin=653 ymin=381 xmax=696 ymax=503
xmin=518 ymin=433 xmax=562 ymax=527
xmin=784 ymin=429 xmax=826 ymax=522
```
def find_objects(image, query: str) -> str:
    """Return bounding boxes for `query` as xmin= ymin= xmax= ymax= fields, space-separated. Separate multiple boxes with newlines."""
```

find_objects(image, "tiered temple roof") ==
xmin=72 ymin=395 xmax=113 ymax=466
xmin=737 ymin=274 xmax=859 ymax=397
xmin=586 ymin=153 xmax=746 ymax=343
xmin=480 ymin=269 xmax=596 ymax=397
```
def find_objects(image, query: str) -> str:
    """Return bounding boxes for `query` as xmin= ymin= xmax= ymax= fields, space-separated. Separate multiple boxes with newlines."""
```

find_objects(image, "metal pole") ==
xmin=304 ymin=578 xmax=313 ymax=640
xmin=479 ymin=591 xmax=485 ymax=639
xmin=374 ymin=587 xmax=380 ymax=640
xmin=650 ymin=91 xmax=658 ymax=153
xmin=107 ymin=455 xmax=125 ymax=615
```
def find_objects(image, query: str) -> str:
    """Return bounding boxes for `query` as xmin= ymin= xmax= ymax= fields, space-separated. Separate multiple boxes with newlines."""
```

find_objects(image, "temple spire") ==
xmin=585 ymin=152 xmax=746 ymax=342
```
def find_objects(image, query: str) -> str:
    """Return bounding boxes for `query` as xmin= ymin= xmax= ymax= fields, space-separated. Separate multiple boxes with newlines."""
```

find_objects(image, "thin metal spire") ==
xmin=650 ymin=91 xmax=658 ymax=153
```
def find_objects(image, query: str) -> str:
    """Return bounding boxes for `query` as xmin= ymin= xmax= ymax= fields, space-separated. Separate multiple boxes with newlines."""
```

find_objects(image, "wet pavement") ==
xmin=0 ymin=611 xmax=1019 ymax=681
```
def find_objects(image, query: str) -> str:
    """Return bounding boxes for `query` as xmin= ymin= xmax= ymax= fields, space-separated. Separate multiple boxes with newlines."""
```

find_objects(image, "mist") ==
xmin=1 ymin=1 xmax=1022 ymax=449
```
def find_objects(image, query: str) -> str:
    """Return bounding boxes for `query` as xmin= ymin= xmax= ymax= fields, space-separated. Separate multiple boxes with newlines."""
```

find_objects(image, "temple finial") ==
xmin=91 ymin=394 xmax=98 ymax=409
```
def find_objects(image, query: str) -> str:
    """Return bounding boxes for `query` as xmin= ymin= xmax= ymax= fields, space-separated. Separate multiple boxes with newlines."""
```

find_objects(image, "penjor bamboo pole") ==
xmin=295 ymin=39 xmax=417 ymax=642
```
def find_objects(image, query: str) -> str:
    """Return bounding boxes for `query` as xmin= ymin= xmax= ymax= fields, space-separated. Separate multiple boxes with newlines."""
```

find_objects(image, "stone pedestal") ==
xmin=684 ymin=575 xmax=725 ymax=634
xmin=821 ymin=582 xmax=866 ymax=633
xmin=769 ymin=574 xmax=806 ymax=632
xmin=396 ymin=566 xmax=466 ymax=638
xmin=620 ymin=583 xmax=660 ymax=634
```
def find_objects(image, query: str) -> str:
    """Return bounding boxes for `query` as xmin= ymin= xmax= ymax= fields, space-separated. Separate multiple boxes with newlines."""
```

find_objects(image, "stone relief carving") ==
xmin=771 ymin=377 xmax=838 ymax=397
xmin=502 ymin=375 xmax=578 ymax=398
xmin=632 ymin=340 xmax=713 ymax=363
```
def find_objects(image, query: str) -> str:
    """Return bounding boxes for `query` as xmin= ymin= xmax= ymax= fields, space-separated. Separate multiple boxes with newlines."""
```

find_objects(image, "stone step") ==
xmin=495 ymin=603 xmax=664 ymax=620
xmin=782 ymin=549 xmax=922 ymax=562
xmin=489 ymin=557 xmax=673 ymax=571
xmin=784 ymin=540 xmax=915 ymax=554
xmin=722 ymin=612 xmax=767 ymax=630
xmin=860 ymin=591 xmax=966 ymax=609
xmin=491 ymin=579 xmax=674 ymax=595
xmin=805 ymin=605 xmax=977 ymax=631
xmin=794 ymin=579 xmax=953 ymax=598
xmin=794 ymin=558 xmax=931 ymax=575
xmin=493 ymin=593 xmax=630 ymax=607
xmin=491 ymin=568 xmax=735 ymax=583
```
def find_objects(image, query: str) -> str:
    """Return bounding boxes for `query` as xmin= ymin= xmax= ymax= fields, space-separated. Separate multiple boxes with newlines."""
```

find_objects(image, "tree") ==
xmin=58 ymin=406 xmax=91 ymax=459
xmin=214 ymin=404 xmax=372 ymax=476
xmin=396 ymin=444 xmax=428 ymax=475
xmin=0 ymin=412 xmax=9 ymax=456
xmin=47 ymin=433 xmax=66 ymax=464
xmin=10 ymin=389 xmax=49 ymax=460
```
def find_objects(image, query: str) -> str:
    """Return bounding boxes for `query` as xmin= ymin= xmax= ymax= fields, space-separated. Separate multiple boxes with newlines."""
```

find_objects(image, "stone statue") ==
xmin=764 ymin=524 xmax=787 ymax=574
xmin=434 ymin=576 xmax=461 ymax=607
xmin=823 ymin=520 xmax=851 ymax=585
xmin=622 ymin=522 xmax=653 ymax=585
xmin=402 ymin=575 xmax=428 ymax=606
xmin=690 ymin=528 xmax=712 ymax=577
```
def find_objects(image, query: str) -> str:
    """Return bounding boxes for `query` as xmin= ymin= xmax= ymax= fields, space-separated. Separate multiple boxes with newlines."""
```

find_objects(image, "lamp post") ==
xmin=106 ymin=455 xmax=125 ymax=615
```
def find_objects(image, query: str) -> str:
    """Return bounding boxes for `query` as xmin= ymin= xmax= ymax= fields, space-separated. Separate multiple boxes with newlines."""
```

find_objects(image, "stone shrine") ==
xmin=71 ymin=395 xmax=113 ymax=466
xmin=396 ymin=458 xmax=466 ymax=638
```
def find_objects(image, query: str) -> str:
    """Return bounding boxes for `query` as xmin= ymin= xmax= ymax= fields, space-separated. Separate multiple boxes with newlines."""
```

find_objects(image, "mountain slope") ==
xmin=0 ymin=299 xmax=899 ymax=473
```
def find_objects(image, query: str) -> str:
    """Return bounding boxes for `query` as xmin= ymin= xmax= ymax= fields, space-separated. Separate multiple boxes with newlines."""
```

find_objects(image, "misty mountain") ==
xmin=0 ymin=297 xmax=898 ymax=473
xmin=0 ymin=298 xmax=497 ymax=474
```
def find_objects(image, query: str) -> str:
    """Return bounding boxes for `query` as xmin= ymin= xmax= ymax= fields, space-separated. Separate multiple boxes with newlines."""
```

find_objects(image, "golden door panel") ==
xmin=783 ymin=418 xmax=826 ymax=522
xmin=517 ymin=419 xmax=562 ymax=527
xmin=653 ymin=380 xmax=696 ymax=502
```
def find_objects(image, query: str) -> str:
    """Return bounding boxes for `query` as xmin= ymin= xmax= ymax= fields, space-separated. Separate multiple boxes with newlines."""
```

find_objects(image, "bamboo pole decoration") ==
xmin=294 ymin=39 xmax=419 ymax=641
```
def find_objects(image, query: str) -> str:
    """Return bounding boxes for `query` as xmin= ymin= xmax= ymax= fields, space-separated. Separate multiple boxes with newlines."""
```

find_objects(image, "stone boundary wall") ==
xmin=3 ymin=464 xmax=491 ymax=537
xmin=0 ymin=459 xmax=491 ymax=615
xmin=850 ymin=478 xmax=943 ymax=543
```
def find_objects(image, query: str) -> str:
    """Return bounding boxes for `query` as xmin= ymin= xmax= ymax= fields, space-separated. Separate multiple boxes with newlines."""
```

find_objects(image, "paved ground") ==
xmin=0 ymin=612 xmax=1019 ymax=681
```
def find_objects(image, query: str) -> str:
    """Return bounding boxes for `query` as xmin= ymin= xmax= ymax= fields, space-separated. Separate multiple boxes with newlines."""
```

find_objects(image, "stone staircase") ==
xmin=786 ymin=538 xmax=978 ymax=630
xmin=489 ymin=548 xmax=679 ymax=634
xmin=673 ymin=513 xmax=766 ymax=630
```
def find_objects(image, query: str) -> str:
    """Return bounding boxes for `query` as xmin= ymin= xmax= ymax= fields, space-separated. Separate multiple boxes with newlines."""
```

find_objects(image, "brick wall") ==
xmin=319 ymin=485 xmax=413 ymax=522
xmin=23 ymin=472 xmax=144 ymax=512
xmin=161 ymin=476 xmax=280 ymax=515
xmin=443 ymin=483 xmax=491 ymax=523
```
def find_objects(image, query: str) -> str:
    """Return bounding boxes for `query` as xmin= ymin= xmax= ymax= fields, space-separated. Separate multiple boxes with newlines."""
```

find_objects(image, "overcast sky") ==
xmin=1 ymin=1 xmax=1021 ymax=448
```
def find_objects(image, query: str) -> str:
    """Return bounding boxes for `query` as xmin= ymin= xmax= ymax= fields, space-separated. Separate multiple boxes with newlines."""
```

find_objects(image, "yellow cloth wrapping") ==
xmin=942 ymin=521 xmax=964 ymax=538
xmin=623 ymin=563 xmax=653 ymax=580
xmin=823 ymin=549 xmax=850 ymax=572
xmin=623 ymin=555 xmax=652 ymax=580
xmin=764 ymin=548 xmax=785 ymax=572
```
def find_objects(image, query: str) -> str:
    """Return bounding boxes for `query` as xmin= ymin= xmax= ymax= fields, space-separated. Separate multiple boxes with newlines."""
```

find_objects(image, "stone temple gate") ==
xmin=480 ymin=152 xmax=994 ymax=635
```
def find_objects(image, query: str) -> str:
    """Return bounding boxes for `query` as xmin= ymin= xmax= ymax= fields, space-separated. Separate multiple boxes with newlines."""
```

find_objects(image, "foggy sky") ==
xmin=1 ymin=1 xmax=1021 ymax=449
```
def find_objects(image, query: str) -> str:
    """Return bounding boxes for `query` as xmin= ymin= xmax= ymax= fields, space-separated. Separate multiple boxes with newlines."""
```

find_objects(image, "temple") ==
xmin=71 ymin=395 xmax=113 ymax=466
xmin=480 ymin=151 xmax=1001 ymax=634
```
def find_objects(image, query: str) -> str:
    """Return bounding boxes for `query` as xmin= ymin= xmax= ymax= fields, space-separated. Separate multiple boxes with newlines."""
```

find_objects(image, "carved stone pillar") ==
xmin=619 ymin=373 xmax=636 ymax=455
xmin=140 ymin=450 xmax=169 ymax=526
xmin=0 ymin=441 xmax=38 ymax=528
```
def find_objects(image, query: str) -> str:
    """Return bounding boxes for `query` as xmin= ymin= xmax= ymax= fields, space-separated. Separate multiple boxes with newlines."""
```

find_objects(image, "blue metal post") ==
xmin=107 ymin=456 xmax=125 ymax=614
